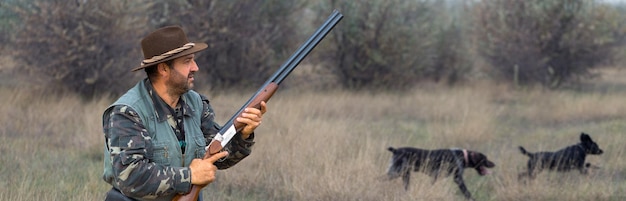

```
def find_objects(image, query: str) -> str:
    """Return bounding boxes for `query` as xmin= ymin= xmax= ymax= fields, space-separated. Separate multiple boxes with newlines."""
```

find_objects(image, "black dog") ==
xmin=386 ymin=147 xmax=495 ymax=200
xmin=518 ymin=132 xmax=603 ymax=179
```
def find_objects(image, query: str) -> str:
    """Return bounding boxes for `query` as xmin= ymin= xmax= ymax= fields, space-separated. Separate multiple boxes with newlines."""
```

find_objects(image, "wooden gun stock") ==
xmin=174 ymin=83 xmax=277 ymax=201
xmin=207 ymin=83 xmax=278 ymax=156
xmin=175 ymin=185 xmax=204 ymax=201
xmin=174 ymin=9 xmax=342 ymax=201
xmin=232 ymin=83 xmax=278 ymax=133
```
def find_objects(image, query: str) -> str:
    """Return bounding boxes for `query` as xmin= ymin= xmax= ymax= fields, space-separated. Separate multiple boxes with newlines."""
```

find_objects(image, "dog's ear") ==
xmin=580 ymin=133 xmax=592 ymax=142
xmin=468 ymin=152 xmax=480 ymax=164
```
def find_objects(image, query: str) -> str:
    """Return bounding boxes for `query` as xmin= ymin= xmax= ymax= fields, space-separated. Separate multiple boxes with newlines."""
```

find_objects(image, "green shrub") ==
xmin=149 ymin=0 xmax=307 ymax=90
xmin=472 ymin=0 xmax=626 ymax=88
xmin=9 ymin=0 xmax=153 ymax=97
xmin=315 ymin=0 xmax=469 ymax=90
xmin=322 ymin=0 xmax=434 ymax=89
xmin=0 ymin=0 xmax=20 ymax=48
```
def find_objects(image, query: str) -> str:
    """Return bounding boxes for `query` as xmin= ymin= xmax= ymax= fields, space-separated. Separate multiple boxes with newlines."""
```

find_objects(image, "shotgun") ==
xmin=174 ymin=10 xmax=343 ymax=201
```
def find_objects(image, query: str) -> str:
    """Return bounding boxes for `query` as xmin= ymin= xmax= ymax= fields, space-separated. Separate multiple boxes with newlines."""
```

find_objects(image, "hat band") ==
xmin=141 ymin=43 xmax=195 ymax=66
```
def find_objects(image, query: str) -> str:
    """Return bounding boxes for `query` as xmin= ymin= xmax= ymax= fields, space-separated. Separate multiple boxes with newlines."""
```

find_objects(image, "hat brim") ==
xmin=131 ymin=42 xmax=208 ymax=72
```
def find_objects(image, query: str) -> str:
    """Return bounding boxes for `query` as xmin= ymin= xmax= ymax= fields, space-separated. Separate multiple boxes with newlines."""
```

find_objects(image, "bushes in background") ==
xmin=147 ymin=0 xmax=307 ymax=90
xmin=329 ymin=0 xmax=432 ymax=89
xmin=2 ymin=0 xmax=626 ymax=97
xmin=8 ymin=0 xmax=152 ymax=97
xmin=472 ymin=0 xmax=626 ymax=88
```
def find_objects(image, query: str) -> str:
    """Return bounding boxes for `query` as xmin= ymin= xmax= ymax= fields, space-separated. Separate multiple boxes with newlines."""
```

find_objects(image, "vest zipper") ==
xmin=164 ymin=146 xmax=168 ymax=158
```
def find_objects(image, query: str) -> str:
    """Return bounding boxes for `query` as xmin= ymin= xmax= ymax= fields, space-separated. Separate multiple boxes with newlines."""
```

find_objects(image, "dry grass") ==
xmin=1 ymin=68 xmax=626 ymax=200
xmin=0 ymin=87 xmax=110 ymax=200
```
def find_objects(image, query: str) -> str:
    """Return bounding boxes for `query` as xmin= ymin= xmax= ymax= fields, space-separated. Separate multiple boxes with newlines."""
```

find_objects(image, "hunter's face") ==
xmin=167 ymin=54 xmax=198 ymax=94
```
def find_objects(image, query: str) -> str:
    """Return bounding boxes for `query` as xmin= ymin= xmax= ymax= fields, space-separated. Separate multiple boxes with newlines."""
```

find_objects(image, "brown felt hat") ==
xmin=131 ymin=26 xmax=208 ymax=72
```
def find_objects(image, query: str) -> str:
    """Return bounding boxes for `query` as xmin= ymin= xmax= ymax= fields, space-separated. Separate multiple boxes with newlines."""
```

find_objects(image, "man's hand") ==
xmin=188 ymin=151 xmax=229 ymax=185
xmin=237 ymin=101 xmax=267 ymax=139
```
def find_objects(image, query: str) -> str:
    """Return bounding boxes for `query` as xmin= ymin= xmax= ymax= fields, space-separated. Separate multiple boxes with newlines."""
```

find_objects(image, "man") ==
xmin=102 ymin=26 xmax=266 ymax=200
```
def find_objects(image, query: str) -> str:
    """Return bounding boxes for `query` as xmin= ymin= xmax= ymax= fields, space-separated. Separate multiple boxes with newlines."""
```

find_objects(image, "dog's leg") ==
xmin=518 ymin=171 xmax=528 ymax=180
xmin=583 ymin=163 xmax=600 ymax=176
xmin=518 ymin=163 xmax=532 ymax=181
xmin=577 ymin=161 xmax=588 ymax=175
xmin=402 ymin=171 xmax=411 ymax=191
xmin=579 ymin=164 xmax=589 ymax=175
xmin=431 ymin=169 xmax=440 ymax=184
xmin=581 ymin=167 xmax=589 ymax=175
xmin=526 ymin=160 xmax=538 ymax=179
xmin=453 ymin=171 xmax=473 ymax=200
xmin=528 ymin=171 xmax=537 ymax=179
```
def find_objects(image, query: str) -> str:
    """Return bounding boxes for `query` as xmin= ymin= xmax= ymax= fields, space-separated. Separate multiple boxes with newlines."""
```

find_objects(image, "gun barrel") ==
xmin=222 ymin=10 xmax=343 ymax=130
xmin=272 ymin=9 xmax=343 ymax=85
xmin=174 ymin=10 xmax=343 ymax=201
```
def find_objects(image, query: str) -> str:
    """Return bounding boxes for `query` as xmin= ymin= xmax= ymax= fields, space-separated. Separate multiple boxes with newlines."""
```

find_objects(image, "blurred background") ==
xmin=1 ymin=0 xmax=625 ymax=96
xmin=1 ymin=0 xmax=626 ymax=200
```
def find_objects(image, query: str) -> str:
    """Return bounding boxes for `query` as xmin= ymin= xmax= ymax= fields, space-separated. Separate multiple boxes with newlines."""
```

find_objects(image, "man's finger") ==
xmin=206 ymin=151 xmax=229 ymax=163
xmin=260 ymin=101 xmax=267 ymax=114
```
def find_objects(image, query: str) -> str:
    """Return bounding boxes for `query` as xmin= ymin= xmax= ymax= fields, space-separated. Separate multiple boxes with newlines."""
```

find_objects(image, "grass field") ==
xmin=1 ymin=66 xmax=626 ymax=200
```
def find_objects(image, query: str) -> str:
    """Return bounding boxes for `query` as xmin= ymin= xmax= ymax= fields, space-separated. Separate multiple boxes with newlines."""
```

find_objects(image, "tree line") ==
xmin=1 ymin=0 xmax=625 ymax=97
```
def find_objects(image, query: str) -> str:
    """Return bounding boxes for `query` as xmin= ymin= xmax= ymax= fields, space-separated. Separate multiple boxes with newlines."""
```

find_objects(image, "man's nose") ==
xmin=191 ymin=60 xmax=199 ymax=71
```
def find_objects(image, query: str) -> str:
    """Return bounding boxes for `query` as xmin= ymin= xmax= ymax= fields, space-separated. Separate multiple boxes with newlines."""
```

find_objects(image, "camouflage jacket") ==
xmin=102 ymin=79 xmax=254 ymax=200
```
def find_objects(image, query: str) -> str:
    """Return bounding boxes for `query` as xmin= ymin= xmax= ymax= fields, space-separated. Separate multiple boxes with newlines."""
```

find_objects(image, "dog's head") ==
xmin=467 ymin=151 xmax=496 ymax=176
xmin=580 ymin=132 xmax=603 ymax=155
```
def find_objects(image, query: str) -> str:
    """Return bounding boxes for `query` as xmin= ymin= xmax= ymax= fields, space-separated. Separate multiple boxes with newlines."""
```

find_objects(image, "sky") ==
xmin=602 ymin=0 xmax=626 ymax=3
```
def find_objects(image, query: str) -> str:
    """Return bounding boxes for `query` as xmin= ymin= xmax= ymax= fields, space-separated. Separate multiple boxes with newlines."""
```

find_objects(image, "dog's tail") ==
xmin=518 ymin=146 xmax=532 ymax=157
xmin=387 ymin=147 xmax=397 ymax=153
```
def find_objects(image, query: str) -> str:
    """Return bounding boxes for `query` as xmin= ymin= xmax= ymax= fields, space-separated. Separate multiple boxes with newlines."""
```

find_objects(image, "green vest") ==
xmin=103 ymin=80 xmax=207 ymax=200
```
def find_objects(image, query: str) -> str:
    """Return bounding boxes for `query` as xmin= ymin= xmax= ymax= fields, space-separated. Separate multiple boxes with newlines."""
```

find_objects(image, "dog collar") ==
xmin=462 ymin=149 xmax=469 ymax=164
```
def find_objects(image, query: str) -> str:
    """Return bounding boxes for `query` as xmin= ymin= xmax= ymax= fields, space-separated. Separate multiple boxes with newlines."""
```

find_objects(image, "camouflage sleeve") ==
xmin=200 ymin=95 xmax=255 ymax=169
xmin=103 ymin=105 xmax=191 ymax=199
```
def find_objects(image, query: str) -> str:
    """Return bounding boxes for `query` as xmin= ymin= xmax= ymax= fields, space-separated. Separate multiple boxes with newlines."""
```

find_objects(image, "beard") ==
xmin=167 ymin=68 xmax=193 ymax=96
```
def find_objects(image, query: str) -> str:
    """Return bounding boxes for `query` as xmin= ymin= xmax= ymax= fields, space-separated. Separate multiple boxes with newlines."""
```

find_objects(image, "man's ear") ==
xmin=157 ymin=63 xmax=169 ymax=76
